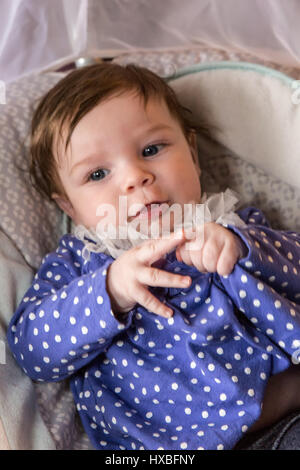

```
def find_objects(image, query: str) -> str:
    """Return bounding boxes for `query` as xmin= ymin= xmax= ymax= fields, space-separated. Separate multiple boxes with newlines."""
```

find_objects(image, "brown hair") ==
xmin=30 ymin=62 xmax=207 ymax=200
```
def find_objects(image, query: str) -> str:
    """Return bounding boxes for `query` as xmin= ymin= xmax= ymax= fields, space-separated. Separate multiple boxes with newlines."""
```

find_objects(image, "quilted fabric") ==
xmin=0 ymin=72 xmax=69 ymax=270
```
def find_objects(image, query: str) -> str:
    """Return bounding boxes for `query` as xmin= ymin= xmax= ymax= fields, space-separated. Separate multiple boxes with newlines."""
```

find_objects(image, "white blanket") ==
xmin=0 ymin=230 xmax=55 ymax=450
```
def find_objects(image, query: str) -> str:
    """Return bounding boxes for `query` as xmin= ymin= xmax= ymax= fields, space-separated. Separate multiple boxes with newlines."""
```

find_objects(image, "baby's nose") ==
xmin=123 ymin=166 xmax=154 ymax=192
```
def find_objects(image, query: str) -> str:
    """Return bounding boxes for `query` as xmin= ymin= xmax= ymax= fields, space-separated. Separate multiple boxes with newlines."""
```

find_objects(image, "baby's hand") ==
xmin=176 ymin=222 xmax=246 ymax=276
xmin=106 ymin=231 xmax=191 ymax=319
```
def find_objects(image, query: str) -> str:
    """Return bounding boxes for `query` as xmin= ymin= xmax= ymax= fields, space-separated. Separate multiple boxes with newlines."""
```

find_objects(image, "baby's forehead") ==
xmin=55 ymin=91 xmax=179 ymax=165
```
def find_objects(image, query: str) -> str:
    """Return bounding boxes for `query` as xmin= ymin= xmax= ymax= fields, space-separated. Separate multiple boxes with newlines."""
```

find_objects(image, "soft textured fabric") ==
xmin=0 ymin=230 xmax=55 ymax=450
xmin=7 ymin=207 xmax=300 ymax=450
xmin=235 ymin=410 xmax=300 ymax=450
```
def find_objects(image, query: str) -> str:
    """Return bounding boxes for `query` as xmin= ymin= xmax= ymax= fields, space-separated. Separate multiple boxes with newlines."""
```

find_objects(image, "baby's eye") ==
xmin=89 ymin=168 xmax=108 ymax=182
xmin=142 ymin=143 xmax=164 ymax=157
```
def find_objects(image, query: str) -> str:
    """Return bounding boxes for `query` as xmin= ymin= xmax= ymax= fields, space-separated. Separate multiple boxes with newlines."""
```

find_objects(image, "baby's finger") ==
xmin=216 ymin=242 xmax=238 ymax=276
xmin=138 ymin=266 xmax=191 ymax=289
xmin=139 ymin=230 xmax=186 ymax=265
xmin=136 ymin=286 xmax=173 ymax=318
xmin=202 ymin=239 xmax=221 ymax=272
xmin=176 ymin=244 xmax=194 ymax=266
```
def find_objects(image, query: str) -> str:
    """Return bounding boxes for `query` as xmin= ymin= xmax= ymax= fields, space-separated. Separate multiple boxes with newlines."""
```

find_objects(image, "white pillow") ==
xmin=170 ymin=61 xmax=300 ymax=190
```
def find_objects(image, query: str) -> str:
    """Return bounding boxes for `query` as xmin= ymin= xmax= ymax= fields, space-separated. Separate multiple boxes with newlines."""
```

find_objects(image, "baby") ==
xmin=7 ymin=63 xmax=300 ymax=450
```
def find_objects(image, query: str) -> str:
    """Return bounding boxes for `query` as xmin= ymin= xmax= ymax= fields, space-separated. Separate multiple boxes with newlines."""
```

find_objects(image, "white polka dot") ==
xmin=53 ymin=310 xmax=60 ymax=319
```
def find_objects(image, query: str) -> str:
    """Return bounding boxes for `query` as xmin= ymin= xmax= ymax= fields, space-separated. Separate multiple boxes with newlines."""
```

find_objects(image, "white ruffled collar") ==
xmin=73 ymin=189 xmax=246 ymax=260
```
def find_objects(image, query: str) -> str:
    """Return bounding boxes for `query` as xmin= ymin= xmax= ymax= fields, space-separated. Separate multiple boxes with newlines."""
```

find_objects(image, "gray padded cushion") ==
xmin=0 ymin=72 xmax=69 ymax=269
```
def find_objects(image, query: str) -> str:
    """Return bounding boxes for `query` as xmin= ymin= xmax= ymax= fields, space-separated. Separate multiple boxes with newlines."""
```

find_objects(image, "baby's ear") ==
xmin=52 ymin=193 xmax=75 ymax=219
xmin=188 ymin=131 xmax=201 ymax=177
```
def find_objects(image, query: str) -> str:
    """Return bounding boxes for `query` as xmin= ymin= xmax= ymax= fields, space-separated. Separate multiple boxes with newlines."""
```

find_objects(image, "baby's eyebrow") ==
xmin=70 ymin=154 xmax=103 ymax=175
xmin=142 ymin=123 xmax=173 ymax=135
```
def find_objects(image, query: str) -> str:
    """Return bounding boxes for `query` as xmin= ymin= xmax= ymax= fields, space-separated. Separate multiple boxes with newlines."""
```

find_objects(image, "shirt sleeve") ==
xmin=7 ymin=235 xmax=133 ymax=382
xmin=218 ymin=207 xmax=300 ymax=371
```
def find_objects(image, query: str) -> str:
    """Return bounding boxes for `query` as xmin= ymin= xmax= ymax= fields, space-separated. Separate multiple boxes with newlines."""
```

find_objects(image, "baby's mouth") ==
xmin=128 ymin=201 xmax=170 ymax=222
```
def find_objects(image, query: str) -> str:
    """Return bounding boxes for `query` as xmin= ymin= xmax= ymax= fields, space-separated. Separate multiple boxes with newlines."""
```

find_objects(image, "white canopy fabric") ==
xmin=1 ymin=0 xmax=300 ymax=83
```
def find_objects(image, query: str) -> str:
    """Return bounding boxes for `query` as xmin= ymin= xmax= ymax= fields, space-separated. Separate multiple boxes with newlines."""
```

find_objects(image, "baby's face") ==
xmin=54 ymin=92 xmax=201 ymax=235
